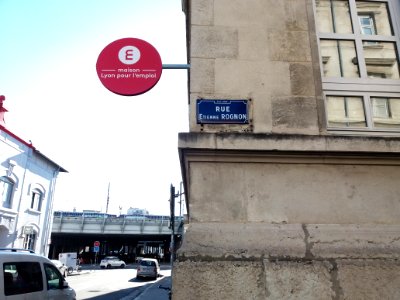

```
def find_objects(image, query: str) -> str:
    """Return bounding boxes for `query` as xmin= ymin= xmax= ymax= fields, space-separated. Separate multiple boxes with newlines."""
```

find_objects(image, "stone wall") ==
xmin=173 ymin=223 xmax=400 ymax=299
xmin=187 ymin=0 xmax=321 ymax=134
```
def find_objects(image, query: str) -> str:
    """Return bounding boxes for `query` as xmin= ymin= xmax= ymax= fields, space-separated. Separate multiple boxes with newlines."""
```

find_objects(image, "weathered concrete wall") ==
xmin=175 ymin=134 xmax=400 ymax=299
xmin=174 ymin=259 xmax=345 ymax=300
xmin=173 ymin=261 xmax=267 ymax=299
xmin=179 ymin=134 xmax=400 ymax=226
xmin=173 ymin=223 xmax=400 ymax=299
xmin=177 ymin=223 xmax=400 ymax=260
xmin=189 ymin=161 xmax=400 ymax=224
xmin=186 ymin=258 xmax=400 ymax=300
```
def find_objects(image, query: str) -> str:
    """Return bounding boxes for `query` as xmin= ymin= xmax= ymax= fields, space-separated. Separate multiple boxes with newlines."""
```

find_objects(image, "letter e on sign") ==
xmin=96 ymin=38 xmax=162 ymax=96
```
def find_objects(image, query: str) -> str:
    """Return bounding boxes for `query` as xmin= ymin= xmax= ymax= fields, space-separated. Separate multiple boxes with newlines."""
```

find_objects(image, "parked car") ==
xmin=99 ymin=256 xmax=126 ymax=269
xmin=136 ymin=258 xmax=160 ymax=280
xmin=0 ymin=248 xmax=76 ymax=300
xmin=51 ymin=259 xmax=68 ymax=278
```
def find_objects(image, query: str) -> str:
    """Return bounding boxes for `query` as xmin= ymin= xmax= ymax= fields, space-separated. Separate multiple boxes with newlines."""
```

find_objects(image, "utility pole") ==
xmin=170 ymin=184 xmax=175 ymax=268
xmin=178 ymin=181 xmax=184 ymax=217
xmin=105 ymin=182 xmax=110 ymax=214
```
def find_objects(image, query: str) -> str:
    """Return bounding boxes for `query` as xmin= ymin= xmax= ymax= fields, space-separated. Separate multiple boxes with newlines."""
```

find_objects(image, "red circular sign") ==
xmin=96 ymin=38 xmax=162 ymax=96
xmin=94 ymin=241 xmax=100 ymax=247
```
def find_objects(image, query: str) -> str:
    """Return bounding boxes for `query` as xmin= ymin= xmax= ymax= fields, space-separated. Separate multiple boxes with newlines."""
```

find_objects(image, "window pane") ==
xmin=359 ymin=15 xmax=375 ymax=35
xmin=45 ymin=264 xmax=62 ymax=289
xmin=356 ymin=1 xmax=393 ymax=36
xmin=23 ymin=233 xmax=36 ymax=251
xmin=320 ymin=40 xmax=360 ymax=77
xmin=4 ymin=262 xmax=43 ymax=296
xmin=363 ymin=41 xmax=400 ymax=79
xmin=327 ymin=96 xmax=366 ymax=127
xmin=1 ymin=177 xmax=13 ymax=209
xmin=372 ymin=97 xmax=400 ymax=128
xmin=31 ymin=191 xmax=43 ymax=211
xmin=316 ymin=0 xmax=353 ymax=34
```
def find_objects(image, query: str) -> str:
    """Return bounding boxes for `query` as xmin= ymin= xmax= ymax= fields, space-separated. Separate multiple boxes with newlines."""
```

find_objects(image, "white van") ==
xmin=0 ymin=248 xmax=76 ymax=300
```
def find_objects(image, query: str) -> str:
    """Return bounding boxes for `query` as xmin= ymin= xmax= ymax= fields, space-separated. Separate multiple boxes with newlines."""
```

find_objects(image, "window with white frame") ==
xmin=30 ymin=189 xmax=43 ymax=211
xmin=359 ymin=14 xmax=376 ymax=35
xmin=0 ymin=176 xmax=14 ymax=209
xmin=23 ymin=232 xmax=36 ymax=251
xmin=315 ymin=0 xmax=400 ymax=131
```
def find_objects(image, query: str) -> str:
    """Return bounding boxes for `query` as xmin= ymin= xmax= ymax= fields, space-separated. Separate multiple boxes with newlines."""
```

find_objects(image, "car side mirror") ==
xmin=62 ymin=281 xmax=69 ymax=289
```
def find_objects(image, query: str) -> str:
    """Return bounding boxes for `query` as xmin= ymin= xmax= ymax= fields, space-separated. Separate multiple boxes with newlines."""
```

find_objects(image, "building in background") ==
xmin=127 ymin=207 xmax=149 ymax=215
xmin=0 ymin=96 xmax=66 ymax=256
xmin=175 ymin=0 xmax=400 ymax=299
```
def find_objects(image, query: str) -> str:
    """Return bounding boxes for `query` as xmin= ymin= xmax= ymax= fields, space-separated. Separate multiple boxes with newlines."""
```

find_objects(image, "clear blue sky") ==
xmin=0 ymin=0 xmax=188 ymax=216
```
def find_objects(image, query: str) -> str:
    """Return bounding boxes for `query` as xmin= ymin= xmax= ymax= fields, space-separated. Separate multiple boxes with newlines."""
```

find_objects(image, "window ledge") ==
xmin=365 ymin=57 xmax=396 ymax=66
xmin=0 ymin=207 xmax=18 ymax=217
xmin=26 ymin=208 xmax=41 ymax=216
xmin=363 ymin=44 xmax=384 ymax=50
xmin=327 ymin=128 xmax=400 ymax=136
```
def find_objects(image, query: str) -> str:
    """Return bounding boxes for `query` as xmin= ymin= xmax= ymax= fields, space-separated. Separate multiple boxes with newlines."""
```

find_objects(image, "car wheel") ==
xmin=120 ymin=264 xmax=125 ymax=268
xmin=106 ymin=264 xmax=111 ymax=269
xmin=67 ymin=267 xmax=74 ymax=275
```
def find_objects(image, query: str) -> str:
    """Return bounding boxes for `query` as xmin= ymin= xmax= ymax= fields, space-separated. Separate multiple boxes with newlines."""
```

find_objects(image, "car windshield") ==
xmin=51 ymin=260 xmax=62 ymax=267
xmin=104 ymin=256 xmax=118 ymax=260
xmin=140 ymin=260 xmax=156 ymax=266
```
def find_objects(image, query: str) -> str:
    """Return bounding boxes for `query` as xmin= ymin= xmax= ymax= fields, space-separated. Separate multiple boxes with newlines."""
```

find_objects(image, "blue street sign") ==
xmin=94 ymin=246 xmax=99 ymax=253
xmin=197 ymin=99 xmax=249 ymax=124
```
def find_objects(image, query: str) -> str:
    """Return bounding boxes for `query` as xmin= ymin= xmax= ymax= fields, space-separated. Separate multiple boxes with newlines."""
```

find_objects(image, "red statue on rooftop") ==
xmin=0 ymin=95 xmax=7 ymax=127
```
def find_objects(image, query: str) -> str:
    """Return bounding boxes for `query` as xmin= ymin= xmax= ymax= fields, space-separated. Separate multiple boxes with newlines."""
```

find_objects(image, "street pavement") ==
xmin=78 ymin=263 xmax=172 ymax=300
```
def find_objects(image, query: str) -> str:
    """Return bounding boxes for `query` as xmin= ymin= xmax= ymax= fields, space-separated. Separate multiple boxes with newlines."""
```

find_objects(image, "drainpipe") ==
xmin=41 ymin=167 xmax=60 ymax=257
xmin=11 ymin=146 xmax=31 ymax=248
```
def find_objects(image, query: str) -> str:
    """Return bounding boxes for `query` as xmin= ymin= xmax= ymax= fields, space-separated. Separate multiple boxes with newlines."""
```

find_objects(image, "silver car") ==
xmin=136 ymin=258 xmax=160 ymax=280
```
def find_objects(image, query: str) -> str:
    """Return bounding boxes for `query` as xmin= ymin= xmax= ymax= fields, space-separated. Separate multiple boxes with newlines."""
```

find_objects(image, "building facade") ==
xmin=175 ymin=0 xmax=400 ymax=299
xmin=0 ymin=96 xmax=66 ymax=256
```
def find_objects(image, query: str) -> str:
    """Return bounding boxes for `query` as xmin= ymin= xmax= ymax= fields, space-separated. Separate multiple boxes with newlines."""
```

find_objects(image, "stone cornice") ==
xmin=178 ymin=133 xmax=400 ymax=154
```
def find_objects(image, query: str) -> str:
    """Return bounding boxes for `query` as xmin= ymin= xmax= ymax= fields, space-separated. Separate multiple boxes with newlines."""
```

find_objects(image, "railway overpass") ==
xmin=49 ymin=211 xmax=184 ymax=264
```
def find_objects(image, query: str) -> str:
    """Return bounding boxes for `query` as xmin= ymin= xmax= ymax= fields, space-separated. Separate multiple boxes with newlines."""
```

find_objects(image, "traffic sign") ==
xmin=94 ymin=246 xmax=99 ymax=253
xmin=96 ymin=38 xmax=162 ymax=96
xmin=94 ymin=241 xmax=100 ymax=247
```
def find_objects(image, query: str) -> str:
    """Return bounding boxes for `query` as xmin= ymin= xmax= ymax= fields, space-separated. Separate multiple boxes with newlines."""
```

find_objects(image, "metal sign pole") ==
xmin=170 ymin=184 xmax=175 ymax=270
xmin=162 ymin=64 xmax=190 ymax=69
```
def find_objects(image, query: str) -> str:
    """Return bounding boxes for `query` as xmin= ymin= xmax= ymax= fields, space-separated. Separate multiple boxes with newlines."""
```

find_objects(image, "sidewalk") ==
xmin=128 ymin=276 xmax=171 ymax=300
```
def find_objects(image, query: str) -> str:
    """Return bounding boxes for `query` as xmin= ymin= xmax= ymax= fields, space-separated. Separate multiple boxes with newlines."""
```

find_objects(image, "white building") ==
xmin=0 ymin=96 xmax=66 ymax=256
